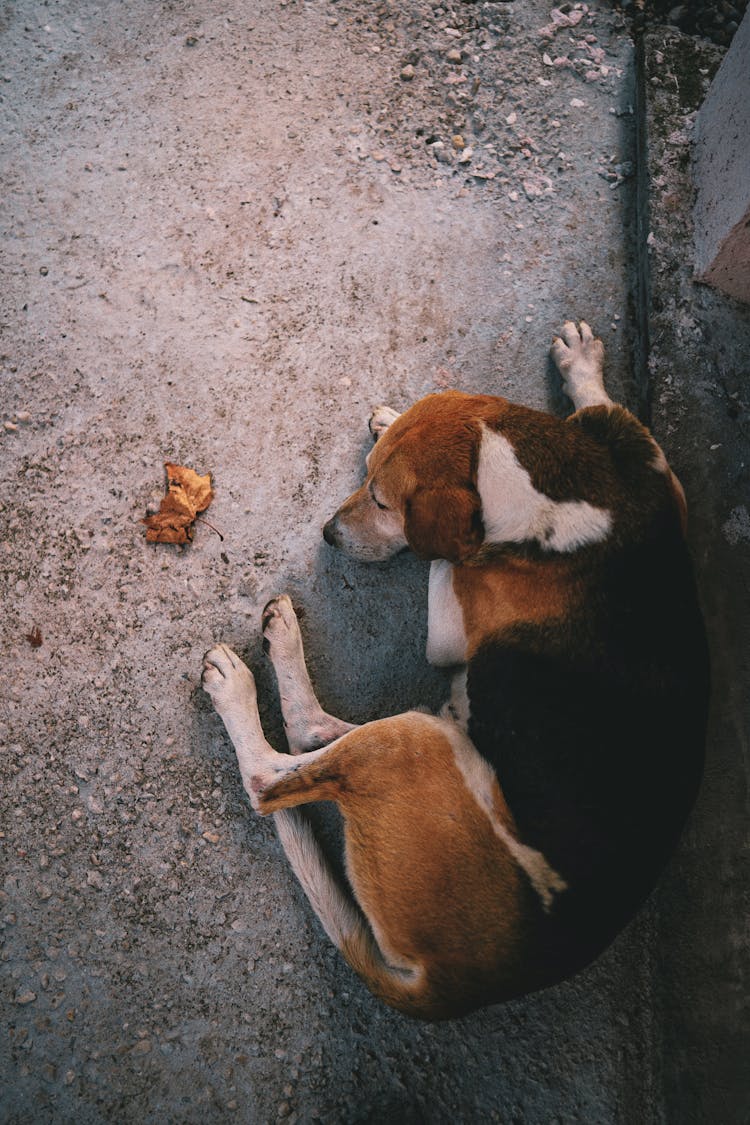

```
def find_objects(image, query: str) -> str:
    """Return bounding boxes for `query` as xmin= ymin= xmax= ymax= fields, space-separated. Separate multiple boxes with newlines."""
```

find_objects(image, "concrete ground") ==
xmin=0 ymin=0 xmax=746 ymax=1121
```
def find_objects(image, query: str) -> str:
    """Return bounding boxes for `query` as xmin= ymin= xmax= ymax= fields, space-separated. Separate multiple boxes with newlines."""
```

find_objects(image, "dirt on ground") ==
xmin=0 ymin=1 xmax=688 ymax=1122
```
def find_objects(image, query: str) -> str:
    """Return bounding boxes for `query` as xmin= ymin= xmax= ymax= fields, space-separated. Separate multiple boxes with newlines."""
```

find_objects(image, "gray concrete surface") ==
xmin=0 ymin=0 xmax=745 ymax=1122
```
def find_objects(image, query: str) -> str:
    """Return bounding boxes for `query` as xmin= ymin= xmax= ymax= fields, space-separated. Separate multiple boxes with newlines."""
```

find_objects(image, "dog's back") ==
xmin=467 ymin=404 xmax=709 ymax=984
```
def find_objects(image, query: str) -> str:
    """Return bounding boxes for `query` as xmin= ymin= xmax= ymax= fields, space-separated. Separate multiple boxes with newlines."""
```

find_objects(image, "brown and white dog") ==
xmin=202 ymin=322 xmax=709 ymax=1020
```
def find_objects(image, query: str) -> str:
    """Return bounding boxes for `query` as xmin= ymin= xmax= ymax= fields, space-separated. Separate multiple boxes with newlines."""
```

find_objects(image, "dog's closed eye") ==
xmin=368 ymin=483 xmax=390 ymax=511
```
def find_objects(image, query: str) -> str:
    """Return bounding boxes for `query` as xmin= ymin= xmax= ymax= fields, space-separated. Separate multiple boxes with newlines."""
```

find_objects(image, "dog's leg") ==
xmin=550 ymin=321 xmax=613 ymax=410
xmin=203 ymin=643 xmax=433 ymax=1013
xmin=426 ymin=560 xmax=468 ymax=667
xmin=203 ymin=650 xmax=529 ymax=1018
xmin=202 ymin=645 xmax=377 ymax=987
xmin=551 ymin=321 xmax=688 ymax=529
xmin=262 ymin=595 xmax=357 ymax=753
xmin=202 ymin=643 xmax=326 ymax=802
xmin=369 ymin=405 xmax=400 ymax=442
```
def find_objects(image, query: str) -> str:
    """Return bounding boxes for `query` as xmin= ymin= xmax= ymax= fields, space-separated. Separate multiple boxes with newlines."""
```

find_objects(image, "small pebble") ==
xmin=4 ymin=421 xmax=18 ymax=432
xmin=400 ymin=64 xmax=415 ymax=81
xmin=446 ymin=47 xmax=462 ymax=63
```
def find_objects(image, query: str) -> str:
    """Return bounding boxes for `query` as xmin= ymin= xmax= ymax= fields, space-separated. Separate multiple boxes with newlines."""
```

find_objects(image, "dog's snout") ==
xmin=323 ymin=517 xmax=340 ymax=548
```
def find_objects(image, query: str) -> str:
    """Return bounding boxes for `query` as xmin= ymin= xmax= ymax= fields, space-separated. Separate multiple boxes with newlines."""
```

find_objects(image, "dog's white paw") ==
xmin=550 ymin=321 xmax=609 ymax=409
xmin=550 ymin=320 xmax=603 ymax=375
xmin=369 ymin=405 xmax=400 ymax=441
xmin=261 ymin=595 xmax=305 ymax=663
xmin=202 ymin=644 xmax=257 ymax=714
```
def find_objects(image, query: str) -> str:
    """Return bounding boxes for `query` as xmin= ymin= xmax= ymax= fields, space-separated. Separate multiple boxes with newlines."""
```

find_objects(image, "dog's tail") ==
xmin=273 ymin=809 xmax=430 ymax=1017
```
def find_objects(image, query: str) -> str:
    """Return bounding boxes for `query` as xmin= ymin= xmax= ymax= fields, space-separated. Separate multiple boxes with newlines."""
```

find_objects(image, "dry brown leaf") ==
xmin=143 ymin=462 xmax=214 ymax=544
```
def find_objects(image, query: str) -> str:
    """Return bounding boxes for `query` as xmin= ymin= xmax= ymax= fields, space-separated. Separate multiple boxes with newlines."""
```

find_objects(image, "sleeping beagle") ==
xmin=202 ymin=322 xmax=709 ymax=1020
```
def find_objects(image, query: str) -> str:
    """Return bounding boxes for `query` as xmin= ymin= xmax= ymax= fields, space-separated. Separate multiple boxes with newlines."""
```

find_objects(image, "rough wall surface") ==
xmin=693 ymin=8 xmax=750 ymax=302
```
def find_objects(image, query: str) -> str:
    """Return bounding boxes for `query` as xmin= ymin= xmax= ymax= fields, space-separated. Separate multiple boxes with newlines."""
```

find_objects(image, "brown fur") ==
xmin=356 ymin=393 xmax=680 ymax=564
xmin=255 ymin=713 xmax=532 ymax=1019
xmin=452 ymin=555 xmax=579 ymax=657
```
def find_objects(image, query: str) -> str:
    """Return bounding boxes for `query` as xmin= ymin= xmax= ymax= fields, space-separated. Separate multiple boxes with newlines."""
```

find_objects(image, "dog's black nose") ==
xmin=323 ymin=518 xmax=339 ymax=547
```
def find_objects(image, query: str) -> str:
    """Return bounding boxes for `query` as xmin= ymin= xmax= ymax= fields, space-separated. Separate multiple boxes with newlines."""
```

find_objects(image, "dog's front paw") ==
xmin=551 ymin=321 xmax=609 ymax=409
xmin=202 ymin=644 xmax=257 ymax=714
xmin=369 ymin=405 xmax=400 ymax=441
xmin=261 ymin=595 xmax=305 ymax=662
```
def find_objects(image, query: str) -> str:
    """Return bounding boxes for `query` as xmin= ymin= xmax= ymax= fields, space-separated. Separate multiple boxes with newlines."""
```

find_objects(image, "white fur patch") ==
xmin=426 ymin=560 xmax=468 ymax=666
xmin=445 ymin=724 xmax=568 ymax=912
xmin=476 ymin=426 xmax=612 ymax=552
xmin=274 ymin=808 xmax=362 ymax=948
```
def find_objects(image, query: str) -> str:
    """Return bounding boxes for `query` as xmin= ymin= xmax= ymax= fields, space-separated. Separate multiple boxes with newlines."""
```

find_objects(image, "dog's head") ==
xmin=323 ymin=392 xmax=489 ymax=564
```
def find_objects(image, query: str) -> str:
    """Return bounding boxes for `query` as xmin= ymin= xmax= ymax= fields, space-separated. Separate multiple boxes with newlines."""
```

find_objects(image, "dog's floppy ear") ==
xmin=404 ymin=486 xmax=484 ymax=563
